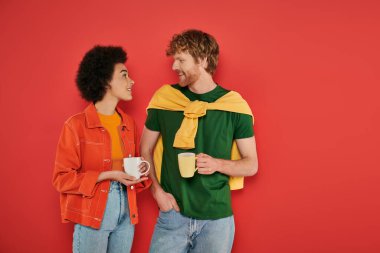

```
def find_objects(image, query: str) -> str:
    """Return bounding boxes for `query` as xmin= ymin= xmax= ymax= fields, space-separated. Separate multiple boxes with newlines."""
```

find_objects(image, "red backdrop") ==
xmin=1 ymin=0 xmax=379 ymax=252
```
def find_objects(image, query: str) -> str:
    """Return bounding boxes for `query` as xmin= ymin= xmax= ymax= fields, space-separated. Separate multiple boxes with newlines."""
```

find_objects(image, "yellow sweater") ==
xmin=147 ymin=85 xmax=254 ymax=190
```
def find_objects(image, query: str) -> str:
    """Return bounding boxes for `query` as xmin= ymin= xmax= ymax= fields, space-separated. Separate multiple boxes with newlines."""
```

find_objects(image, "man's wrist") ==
xmin=150 ymin=182 xmax=164 ymax=196
xmin=215 ymin=158 xmax=225 ymax=173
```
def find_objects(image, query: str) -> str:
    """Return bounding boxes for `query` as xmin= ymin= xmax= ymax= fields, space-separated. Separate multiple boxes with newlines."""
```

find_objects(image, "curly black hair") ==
xmin=76 ymin=45 xmax=127 ymax=102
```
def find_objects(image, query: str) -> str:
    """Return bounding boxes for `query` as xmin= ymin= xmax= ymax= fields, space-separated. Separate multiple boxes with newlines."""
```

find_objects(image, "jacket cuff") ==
xmin=79 ymin=171 xmax=101 ymax=197
xmin=135 ymin=179 xmax=152 ymax=193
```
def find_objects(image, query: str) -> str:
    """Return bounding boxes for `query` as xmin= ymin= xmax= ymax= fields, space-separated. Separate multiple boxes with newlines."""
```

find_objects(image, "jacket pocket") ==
xmin=80 ymin=140 xmax=104 ymax=171
xmin=66 ymin=194 xmax=93 ymax=213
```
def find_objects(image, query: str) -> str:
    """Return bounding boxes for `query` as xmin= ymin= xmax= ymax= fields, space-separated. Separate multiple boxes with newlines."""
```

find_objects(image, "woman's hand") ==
xmin=138 ymin=156 xmax=150 ymax=175
xmin=98 ymin=171 xmax=148 ymax=186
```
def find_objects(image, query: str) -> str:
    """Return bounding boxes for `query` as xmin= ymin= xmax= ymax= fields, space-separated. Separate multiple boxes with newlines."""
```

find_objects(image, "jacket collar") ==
xmin=84 ymin=103 xmax=130 ymax=130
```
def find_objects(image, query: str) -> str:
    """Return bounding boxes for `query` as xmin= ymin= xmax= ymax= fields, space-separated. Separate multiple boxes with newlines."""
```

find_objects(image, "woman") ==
xmin=52 ymin=45 xmax=151 ymax=253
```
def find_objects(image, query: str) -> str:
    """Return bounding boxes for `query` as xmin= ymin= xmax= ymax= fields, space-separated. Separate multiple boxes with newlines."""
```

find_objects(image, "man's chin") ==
xmin=177 ymin=81 xmax=188 ymax=87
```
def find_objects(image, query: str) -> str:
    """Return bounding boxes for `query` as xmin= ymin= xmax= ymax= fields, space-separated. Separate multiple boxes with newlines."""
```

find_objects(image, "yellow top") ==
xmin=98 ymin=112 xmax=123 ymax=171
xmin=147 ymin=84 xmax=254 ymax=190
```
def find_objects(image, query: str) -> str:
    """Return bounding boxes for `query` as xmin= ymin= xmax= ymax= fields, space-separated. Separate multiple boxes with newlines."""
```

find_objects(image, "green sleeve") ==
xmin=145 ymin=109 xmax=160 ymax=132
xmin=234 ymin=113 xmax=254 ymax=139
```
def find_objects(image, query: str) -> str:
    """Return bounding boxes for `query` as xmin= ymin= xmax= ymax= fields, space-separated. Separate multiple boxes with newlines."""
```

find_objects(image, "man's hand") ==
xmin=196 ymin=153 xmax=220 ymax=175
xmin=152 ymin=188 xmax=180 ymax=212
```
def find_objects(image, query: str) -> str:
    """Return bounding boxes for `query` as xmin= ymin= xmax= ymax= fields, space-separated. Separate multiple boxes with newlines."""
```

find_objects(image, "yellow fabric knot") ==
xmin=183 ymin=100 xmax=207 ymax=119
xmin=175 ymin=101 xmax=209 ymax=149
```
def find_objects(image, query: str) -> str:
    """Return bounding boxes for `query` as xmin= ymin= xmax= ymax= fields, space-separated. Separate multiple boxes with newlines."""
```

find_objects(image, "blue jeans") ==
xmin=73 ymin=181 xmax=134 ymax=253
xmin=149 ymin=209 xmax=235 ymax=253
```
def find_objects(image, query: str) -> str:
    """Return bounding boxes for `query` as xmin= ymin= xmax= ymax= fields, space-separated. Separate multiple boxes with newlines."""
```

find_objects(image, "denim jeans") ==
xmin=149 ymin=209 xmax=235 ymax=253
xmin=73 ymin=181 xmax=134 ymax=253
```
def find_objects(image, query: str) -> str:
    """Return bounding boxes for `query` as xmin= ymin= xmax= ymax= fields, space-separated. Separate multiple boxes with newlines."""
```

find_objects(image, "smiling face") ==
xmin=107 ymin=63 xmax=134 ymax=101
xmin=172 ymin=51 xmax=202 ymax=87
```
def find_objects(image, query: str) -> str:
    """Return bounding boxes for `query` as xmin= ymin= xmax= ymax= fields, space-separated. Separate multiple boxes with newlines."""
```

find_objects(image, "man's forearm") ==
xmin=217 ymin=156 xmax=258 ymax=177
xmin=140 ymin=148 xmax=164 ymax=196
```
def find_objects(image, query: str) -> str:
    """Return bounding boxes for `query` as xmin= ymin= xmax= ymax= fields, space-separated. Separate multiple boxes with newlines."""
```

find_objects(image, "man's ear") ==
xmin=200 ymin=57 xmax=208 ymax=69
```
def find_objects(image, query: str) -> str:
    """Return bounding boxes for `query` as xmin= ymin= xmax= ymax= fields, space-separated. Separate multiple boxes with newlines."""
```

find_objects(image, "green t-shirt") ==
xmin=145 ymin=84 xmax=254 ymax=219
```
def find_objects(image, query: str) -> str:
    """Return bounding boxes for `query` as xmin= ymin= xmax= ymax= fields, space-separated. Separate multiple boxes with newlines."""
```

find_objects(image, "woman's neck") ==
xmin=94 ymin=96 xmax=118 ymax=115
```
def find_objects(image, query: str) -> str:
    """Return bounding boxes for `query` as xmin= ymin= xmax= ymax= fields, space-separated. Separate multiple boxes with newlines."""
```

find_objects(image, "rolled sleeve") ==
xmin=78 ymin=170 xmax=101 ymax=197
xmin=135 ymin=179 xmax=152 ymax=193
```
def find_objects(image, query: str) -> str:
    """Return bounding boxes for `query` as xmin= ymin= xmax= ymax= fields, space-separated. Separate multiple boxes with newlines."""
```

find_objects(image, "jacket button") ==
xmin=132 ymin=214 xmax=136 ymax=218
xmin=130 ymin=185 xmax=134 ymax=190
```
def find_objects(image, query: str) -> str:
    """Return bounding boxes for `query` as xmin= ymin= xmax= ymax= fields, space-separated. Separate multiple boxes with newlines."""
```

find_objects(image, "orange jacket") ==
xmin=52 ymin=104 xmax=151 ymax=229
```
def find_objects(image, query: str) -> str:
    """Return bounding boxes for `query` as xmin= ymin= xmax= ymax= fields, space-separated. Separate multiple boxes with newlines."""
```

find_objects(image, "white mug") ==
xmin=123 ymin=157 xmax=150 ymax=179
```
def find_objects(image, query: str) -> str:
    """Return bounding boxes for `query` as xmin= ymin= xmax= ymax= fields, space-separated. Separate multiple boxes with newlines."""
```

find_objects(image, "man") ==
xmin=141 ymin=29 xmax=258 ymax=253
